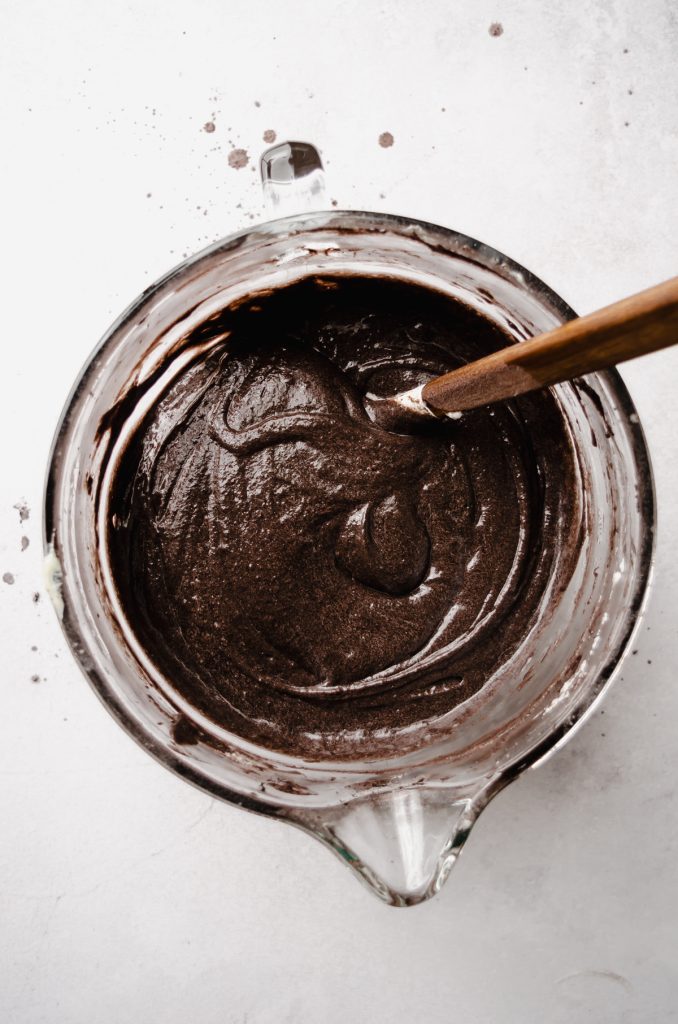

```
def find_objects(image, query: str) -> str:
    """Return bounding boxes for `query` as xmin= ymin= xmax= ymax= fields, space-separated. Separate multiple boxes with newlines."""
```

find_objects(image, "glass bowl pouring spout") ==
xmin=297 ymin=786 xmax=481 ymax=907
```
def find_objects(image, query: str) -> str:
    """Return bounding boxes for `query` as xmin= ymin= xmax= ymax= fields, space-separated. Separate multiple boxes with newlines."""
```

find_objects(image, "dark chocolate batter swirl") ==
xmin=107 ymin=276 xmax=580 ymax=757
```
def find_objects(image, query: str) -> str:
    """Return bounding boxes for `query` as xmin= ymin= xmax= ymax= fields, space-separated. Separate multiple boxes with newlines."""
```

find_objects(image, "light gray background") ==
xmin=2 ymin=2 xmax=677 ymax=1021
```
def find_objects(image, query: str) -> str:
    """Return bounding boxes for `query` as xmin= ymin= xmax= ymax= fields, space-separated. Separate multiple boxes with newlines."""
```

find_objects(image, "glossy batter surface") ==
xmin=107 ymin=276 xmax=580 ymax=757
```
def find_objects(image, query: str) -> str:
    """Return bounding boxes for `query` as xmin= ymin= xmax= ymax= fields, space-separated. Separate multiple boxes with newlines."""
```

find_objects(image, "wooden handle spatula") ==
xmin=416 ymin=275 xmax=678 ymax=416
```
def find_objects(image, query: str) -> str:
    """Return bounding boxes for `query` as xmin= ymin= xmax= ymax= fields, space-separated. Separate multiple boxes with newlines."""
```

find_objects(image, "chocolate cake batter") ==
xmin=107 ymin=276 xmax=581 ymax=757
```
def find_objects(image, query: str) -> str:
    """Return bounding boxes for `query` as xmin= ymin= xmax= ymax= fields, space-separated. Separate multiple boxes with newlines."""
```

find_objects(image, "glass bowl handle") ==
xmin=259 ymin=140 xmax=327 ymax=214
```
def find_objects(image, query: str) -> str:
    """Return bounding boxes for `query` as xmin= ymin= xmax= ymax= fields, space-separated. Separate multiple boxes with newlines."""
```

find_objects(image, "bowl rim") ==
xmin=43 ymin=208 xmax=656 ymax=819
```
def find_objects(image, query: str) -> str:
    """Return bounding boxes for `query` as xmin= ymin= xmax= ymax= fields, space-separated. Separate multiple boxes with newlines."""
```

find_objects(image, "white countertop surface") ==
xmin=2 ymin=1 xmax=677 ymax=1021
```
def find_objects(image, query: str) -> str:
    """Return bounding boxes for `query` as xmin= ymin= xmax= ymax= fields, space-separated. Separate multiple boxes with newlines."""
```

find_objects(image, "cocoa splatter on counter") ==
xmin=3 ymin=572 xmax=15 ymax=585
xmin=262 ymin=129 xmax=276 ymax=144
xmin=203 ymin=121 xmax=215 ymax=133
xmin=489 ymin=22 xmax=504 ymax=36
xmin=228 ymin=148 xmax=249 ymax=169
xmin=14 ymin=502 xmax=29 ymax=523
xmin=30 ymin=674 xmax=40 ymax=684
xmin=254 ymin=100 xmax=261 ymax=107
xmin=378 ymin=131 xmax=394 ymax=148
xmin=21 ymin=537 xmax=29 ymax=551
xmin=32 ymin=591 xmax=40 ymax=603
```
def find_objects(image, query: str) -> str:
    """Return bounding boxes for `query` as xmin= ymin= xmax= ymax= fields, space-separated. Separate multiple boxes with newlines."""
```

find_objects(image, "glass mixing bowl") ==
xmin=44 ymin=143 xmax=654 ymax=905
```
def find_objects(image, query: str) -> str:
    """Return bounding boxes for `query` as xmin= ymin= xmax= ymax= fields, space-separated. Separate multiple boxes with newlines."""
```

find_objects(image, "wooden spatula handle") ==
xmin=421 ymin=276 xmax=678 ymax=414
